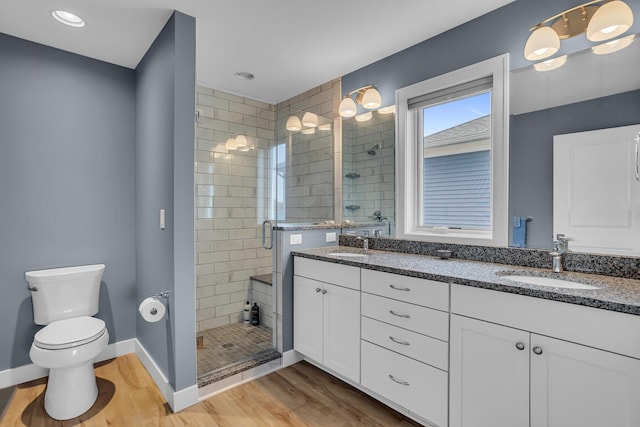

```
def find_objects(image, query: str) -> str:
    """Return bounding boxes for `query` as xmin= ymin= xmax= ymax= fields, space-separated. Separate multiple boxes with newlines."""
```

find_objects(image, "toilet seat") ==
xmin=34 ymin=316 xmax=106 ymax=350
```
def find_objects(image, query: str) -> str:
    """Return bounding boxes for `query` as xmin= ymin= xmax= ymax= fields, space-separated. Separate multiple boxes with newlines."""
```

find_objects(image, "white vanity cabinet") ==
xmin=360 ymin=269 xmax=450 ymax=427
xmin=293 ymin=257 xmax=361 ymax=383
xmin=450 ymin=284 xmax=640 ymax=427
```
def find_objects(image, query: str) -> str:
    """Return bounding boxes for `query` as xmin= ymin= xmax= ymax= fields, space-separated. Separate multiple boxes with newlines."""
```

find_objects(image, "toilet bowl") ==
xmin=29 ymin=316 xmax=109 ymax=420
xmin=25 ymin=263 xmax=108 ymax=420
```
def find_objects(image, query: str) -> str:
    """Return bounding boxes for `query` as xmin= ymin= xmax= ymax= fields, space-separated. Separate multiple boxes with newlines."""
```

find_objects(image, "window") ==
xmin=396 ymin=55 xmax=509 ymax=246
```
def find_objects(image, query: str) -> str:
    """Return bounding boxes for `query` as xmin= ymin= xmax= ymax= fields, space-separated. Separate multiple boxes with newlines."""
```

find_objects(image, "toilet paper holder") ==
xmin=152 ymin=290 xmax=171 ymax=299
xmin=150 ymin=291 xmax=170 ymax=315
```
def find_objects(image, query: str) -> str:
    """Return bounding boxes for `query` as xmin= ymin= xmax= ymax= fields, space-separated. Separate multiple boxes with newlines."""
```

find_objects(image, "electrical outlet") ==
xmin=326 ymin=232 xmax=337 ymax=242
xmin=289 ymin=234 xmax=302 ymax=245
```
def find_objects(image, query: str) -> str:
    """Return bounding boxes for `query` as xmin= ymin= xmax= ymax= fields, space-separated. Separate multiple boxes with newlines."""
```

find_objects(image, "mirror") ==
xmin=341 ymin=107 xmax=395 ymax=235
xmin=341 ymin=36 xmax=640 ymax=254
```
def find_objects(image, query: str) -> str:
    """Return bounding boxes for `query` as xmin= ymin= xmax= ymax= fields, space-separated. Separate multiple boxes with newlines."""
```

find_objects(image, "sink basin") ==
xmin=503 ymin=275 xmax=600 ymax=290
xmin=327 ymin=252 xmax=369 ymax=259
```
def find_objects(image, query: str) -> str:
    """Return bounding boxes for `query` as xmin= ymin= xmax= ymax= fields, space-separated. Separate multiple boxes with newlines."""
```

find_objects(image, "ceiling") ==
xmin=0 ymin=0 xmax=514 ymax=104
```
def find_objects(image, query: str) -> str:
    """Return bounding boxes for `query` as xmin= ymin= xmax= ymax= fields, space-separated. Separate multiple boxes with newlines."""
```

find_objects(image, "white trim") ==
xmin=396 ymin=54 xmax=510 ymax=247
xmin=0 ymin=338 xmax=136 ymax=389
xmin=134 ymin=340 xmax=199 ymax=413
xmin=282 ymin=349 xmax=304 ymax=367
xmin=198 ymin=357 xmax=282 ymax=401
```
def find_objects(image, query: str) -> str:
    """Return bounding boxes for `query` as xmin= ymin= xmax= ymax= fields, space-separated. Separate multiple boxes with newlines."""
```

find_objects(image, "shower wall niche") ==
xmin=342 ymin=110 xmax=395 ymax=225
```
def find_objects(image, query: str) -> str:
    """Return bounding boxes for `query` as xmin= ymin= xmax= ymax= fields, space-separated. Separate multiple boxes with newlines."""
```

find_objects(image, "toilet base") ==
xmin=44 ymin=362 xmax=99 ymax=420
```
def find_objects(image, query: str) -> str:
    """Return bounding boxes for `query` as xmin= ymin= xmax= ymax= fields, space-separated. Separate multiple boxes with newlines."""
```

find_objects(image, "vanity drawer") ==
xmin=294 ymin=257 xmax=360 ymax=290
xmin=361 ymin=269 xmax=449 ymax=311
xmin=361 ymin=340 xmax=448 ymax=427
xmin=361 ymin=316 xmax=448 ymax=371
xmin=362 ymin=292 xmax=449 ymax=341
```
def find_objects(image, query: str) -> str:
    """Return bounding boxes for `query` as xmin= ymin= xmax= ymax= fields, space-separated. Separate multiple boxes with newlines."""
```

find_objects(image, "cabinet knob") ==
xmin=515 ymin=342 xmax=525 ymax=351
xmin=316 ymin=288 xmax=321 ymax=293
xmin=321 ymin=289 xmax=327 ymax=294
xmin=533 ymin=346 xmax=543 ymax=355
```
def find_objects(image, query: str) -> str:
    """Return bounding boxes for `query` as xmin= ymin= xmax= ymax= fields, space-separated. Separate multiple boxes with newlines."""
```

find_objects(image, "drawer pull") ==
xmin=389 ymin=336 xmax=410 ymax=346
xmin=389 ymin=284 xmax=411 ymax=291
xmin=389 ymin=310 xmax=411 ymax=319
xmin=389 ymin=375 xmax=410 ymax=386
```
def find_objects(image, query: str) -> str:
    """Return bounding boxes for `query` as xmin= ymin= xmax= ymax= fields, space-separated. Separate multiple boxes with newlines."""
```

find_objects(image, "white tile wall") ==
xmin=195 ymin=85 xmax=275 ymax=332
xmin=342 ymin=111 xmax=395 ymax=227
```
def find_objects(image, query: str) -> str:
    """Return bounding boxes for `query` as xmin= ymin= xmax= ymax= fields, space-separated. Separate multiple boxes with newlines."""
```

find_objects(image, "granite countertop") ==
xmin=292 ymin=246 xmax=640 ymax=315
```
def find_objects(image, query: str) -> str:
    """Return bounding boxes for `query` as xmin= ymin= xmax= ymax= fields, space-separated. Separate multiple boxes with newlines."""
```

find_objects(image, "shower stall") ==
xmin=193 ymin=80 xmax=340 ymax=386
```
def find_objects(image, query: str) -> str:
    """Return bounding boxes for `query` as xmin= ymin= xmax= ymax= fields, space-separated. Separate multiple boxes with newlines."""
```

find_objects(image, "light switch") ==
xmin=289 ymin=234 xmax=302 ymax=245
xmin=326 ymin=232 xmax=337 ymax=242
xmin=160 ymin=209 xmax=166 ymax=230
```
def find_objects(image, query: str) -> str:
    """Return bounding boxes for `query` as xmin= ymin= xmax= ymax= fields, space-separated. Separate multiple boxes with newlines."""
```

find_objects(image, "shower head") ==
xmin=367 ymin=144 xmax=380 ymax=155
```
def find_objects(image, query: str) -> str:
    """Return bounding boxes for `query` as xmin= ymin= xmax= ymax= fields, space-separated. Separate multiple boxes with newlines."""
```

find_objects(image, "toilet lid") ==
xmin=34 ymin=316 xmax=106 ymax=350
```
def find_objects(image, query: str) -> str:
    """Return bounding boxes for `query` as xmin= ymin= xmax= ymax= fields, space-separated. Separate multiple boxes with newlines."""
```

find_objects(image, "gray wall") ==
xmin=135 ymin=12 xmax=196 ymax=392
xmin=342 ymin=0 xmax=640 ymax=249
xmin=510 ymin=90 xmax=640 ymax=248
xmin=0 ymin=33 xmax=137 ymax=370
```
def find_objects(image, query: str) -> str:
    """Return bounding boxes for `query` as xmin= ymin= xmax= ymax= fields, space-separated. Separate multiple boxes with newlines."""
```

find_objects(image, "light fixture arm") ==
xmin=343 ymin=84 xmax=377 ymax=99
xmin=528 ymin=0 xmax=604 ymax=31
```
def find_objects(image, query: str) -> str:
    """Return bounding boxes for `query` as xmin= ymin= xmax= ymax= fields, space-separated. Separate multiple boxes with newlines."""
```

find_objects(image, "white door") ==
xmin=554 ymin=124 xmax=640 ymax=255
xmin=293 ymin=275 xmax=323 ymax=363
xmin=323 ymin=283 xmax=360 ymax=383
xmin=531 ymin=334 xmax=640 ymax=427
xmin=449 ymin=315 xmax=529 ymax=427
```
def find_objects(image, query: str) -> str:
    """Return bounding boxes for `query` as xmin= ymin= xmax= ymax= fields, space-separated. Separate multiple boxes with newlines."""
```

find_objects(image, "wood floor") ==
xmin=2 ymin=354 xmax=421 ymax=426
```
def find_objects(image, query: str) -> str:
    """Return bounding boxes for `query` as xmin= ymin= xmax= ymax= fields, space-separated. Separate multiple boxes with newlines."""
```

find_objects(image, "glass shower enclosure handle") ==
xmin=262 ymin=220 xmax=274 ymax=250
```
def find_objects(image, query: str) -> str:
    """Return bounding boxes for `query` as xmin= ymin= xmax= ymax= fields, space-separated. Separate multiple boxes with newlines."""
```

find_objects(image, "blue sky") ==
xmin=423 ymin=92 xmax=491 ymax=137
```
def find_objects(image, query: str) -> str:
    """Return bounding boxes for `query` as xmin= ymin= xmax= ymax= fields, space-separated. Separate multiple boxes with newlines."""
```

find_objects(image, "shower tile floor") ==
xmin=197 ymin=322 xmax=275 ymax=379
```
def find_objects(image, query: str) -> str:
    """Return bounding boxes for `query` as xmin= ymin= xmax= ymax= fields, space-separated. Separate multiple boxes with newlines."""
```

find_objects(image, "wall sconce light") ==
xmin=355 ymin=112 xmax=373 ymax=122
xmin=225 ymin=135 xmax=249 ymax=151
xmin=285 ymin=115 xmax=302 ymax=132
xmin=524 ymin=0 xmax=634 ymax=71
xmin=339 ymin=85 xmax=382 ymax=118
xmin=301 ymin=112 xmax=318 ymax=128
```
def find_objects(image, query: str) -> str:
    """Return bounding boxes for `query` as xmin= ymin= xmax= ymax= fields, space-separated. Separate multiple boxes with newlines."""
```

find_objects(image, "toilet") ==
xmin=25 ymin=264 xmax=109 ymax=420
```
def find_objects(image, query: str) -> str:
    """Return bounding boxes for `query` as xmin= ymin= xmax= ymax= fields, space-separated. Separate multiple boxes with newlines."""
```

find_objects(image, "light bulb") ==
xmin=524 ymin=26 xmax=560 ymax=61
xmin=301 ymin=112 xmax=318 ymax=128
xmin=587 ymin=0 xmax=634 ymax=42
xmin=339 ymin=97 xmax=357 ymax=118
xmin=285 ymin=116 xmax=302 ymax=131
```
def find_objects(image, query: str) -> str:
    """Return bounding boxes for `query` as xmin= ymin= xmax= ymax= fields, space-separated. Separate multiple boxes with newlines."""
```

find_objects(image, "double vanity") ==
xmin=292 ymin=245 xmax=640 ymax=427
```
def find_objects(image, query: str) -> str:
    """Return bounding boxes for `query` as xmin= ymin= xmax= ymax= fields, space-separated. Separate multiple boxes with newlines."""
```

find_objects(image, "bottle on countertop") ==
xmin=243 ymin=301 xmax=251 ymax=324
xmin=251 ymin=302 xmax=260 ymax=326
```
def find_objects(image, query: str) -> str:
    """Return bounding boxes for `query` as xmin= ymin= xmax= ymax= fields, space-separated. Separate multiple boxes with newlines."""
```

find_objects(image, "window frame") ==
xmin=395 ymin=54 xmax=509 ymax=246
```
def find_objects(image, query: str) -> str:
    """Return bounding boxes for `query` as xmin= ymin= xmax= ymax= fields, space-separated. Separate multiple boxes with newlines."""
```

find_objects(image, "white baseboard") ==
xmin=0 ymin=338 xmax=136 ymax=389
xmin=134 ymin=340 xmax=198 ymax=412
xmin=198 ymin=357 xmax=282 ymax=401
xmin=282 ymin=349 xmax=304 ymax=367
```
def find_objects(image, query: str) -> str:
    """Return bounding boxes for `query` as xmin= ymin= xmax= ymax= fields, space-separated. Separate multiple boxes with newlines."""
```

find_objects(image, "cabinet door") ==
xmin=323 ymin=283 xmax=360 ymax=383
xmin=531 ymin=334 xmax=640 ymax=427
xmin=450 ymin=315 xmax=529 ymax=427
xmin=293 ymin=275 xmax=323 ymax=363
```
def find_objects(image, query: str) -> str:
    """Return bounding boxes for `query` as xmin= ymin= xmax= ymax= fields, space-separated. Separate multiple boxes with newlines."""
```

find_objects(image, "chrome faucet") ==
xmin=550 ymin=234 xmax=569 ymax=273
xmin=355 ymin=231 xmax=369 ymax=252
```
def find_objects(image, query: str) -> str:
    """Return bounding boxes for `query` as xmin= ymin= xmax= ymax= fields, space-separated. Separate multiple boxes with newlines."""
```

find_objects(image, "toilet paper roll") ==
xmin=138 ymin=297 xmax=166 ymax=322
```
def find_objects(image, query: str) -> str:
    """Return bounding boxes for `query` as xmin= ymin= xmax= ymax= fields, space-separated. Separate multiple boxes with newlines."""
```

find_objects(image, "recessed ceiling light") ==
xmin=51 ymin=10 xmax=85 ymax=28
xmin=235 ymin=72 xmax=254 ymax=80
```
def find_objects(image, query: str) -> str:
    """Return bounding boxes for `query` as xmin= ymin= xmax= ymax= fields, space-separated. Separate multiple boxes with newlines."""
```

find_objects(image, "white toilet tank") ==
xmin=25 ymin=264 xmax=105 ymax=325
